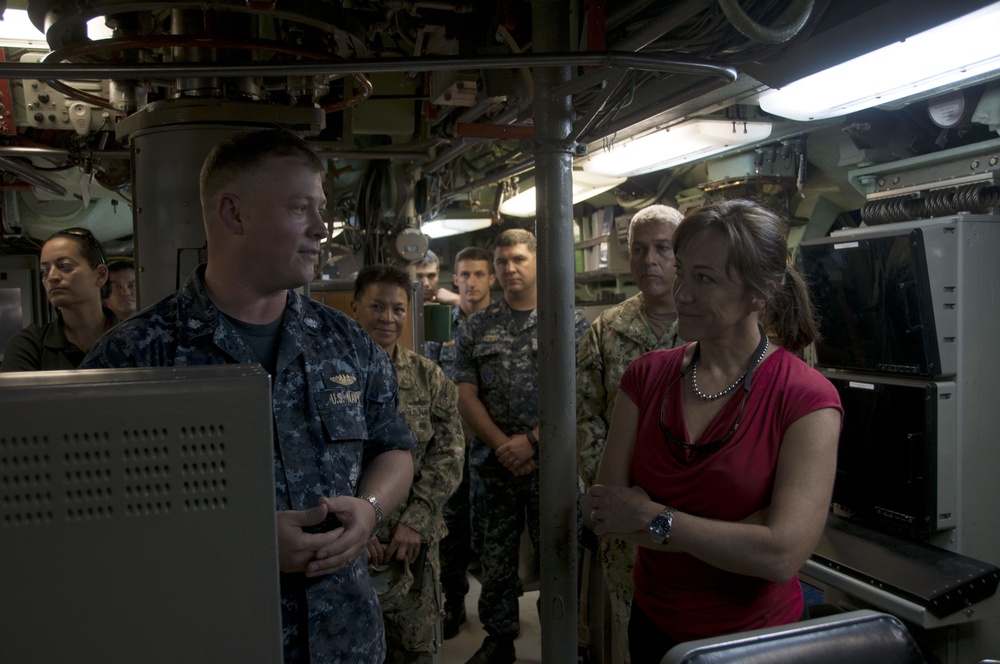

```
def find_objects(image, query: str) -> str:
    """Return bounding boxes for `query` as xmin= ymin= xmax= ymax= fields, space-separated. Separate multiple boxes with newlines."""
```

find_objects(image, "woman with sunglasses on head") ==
xmin=1 ymin=227 xmax=117 ymax=372
xmin=588 ymin=199 xmax=843 ymax=664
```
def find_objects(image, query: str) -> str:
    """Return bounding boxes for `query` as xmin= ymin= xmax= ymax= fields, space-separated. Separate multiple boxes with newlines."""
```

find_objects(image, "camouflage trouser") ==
xmin=599 ymin=534 xmax=636 ymax=664
xmin=440 ymin=439 xmax=489 ymax=601
xmin=373 ymin=541 xmax=442 ymax=663
xmin=476 ymin=450 xmax=541 ymax=638
xmin=440 ymin=454 xmax=472 ymax=601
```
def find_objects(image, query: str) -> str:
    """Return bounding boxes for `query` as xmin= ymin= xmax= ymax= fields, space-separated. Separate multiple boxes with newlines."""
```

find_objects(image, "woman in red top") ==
xmin=588 ymin=199 xmax=843 ymax=664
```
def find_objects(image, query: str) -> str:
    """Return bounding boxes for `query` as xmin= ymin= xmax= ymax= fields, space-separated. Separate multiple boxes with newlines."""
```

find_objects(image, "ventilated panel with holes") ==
xmin=0 ymin=365 xmax=280 ymax=663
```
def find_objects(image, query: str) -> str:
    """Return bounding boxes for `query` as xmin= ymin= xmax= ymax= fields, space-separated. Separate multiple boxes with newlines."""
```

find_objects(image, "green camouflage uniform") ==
xmin=576 ymin=293 xmax=682 ymax=664
xmin=372 ymin=344 xmax=465 ymax=663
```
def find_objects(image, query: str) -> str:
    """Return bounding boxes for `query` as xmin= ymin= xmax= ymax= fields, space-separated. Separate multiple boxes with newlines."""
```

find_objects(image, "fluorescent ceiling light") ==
xmin=0 ymin=9 xmax=48 ymax=48
xmin=580 ymin=120 xmax=772 ymax=177
xmin=422 ymin=213 xmax=493 ymax=238
xmin=498 ymin=171 xmax=626 ymax=218
xmin=758 ymin=3 xmax=1000 ymax=121
xmin=0 ymin=9 xmax=112 ymax=48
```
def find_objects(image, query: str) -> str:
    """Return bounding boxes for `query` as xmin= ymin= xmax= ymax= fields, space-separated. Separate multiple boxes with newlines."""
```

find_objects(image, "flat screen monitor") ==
xmin=826 ymin=372 xmax=957 ymax=534
xmin=801 ymin=227 xmax=947 ymax=377
xmin=0 ymin=365 xmax=282 ymax=663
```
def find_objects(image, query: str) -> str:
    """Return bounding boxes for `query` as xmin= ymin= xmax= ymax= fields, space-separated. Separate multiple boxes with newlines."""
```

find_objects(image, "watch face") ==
xmin=650 ymin=508 xmax=674 ymax=544
xmin=650 ymin=514 xmax=669 ymax=543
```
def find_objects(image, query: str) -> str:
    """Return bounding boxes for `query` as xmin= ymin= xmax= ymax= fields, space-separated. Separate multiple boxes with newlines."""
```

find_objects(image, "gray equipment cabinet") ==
xmin=0 ymin=364 xmax=283 ymax=664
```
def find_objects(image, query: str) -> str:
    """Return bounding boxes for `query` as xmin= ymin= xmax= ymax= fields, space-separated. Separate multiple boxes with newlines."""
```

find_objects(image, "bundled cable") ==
xmin=861 ymin=182 xmax=1000 ymax=224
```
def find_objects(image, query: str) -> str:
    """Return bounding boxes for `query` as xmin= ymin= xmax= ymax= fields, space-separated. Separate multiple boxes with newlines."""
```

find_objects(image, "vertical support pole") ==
xmin=532 ymin=1 xmax=577 ymax=663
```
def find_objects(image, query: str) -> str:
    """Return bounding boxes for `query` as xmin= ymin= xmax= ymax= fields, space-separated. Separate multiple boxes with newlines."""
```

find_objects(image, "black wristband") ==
xmin=526 ymin=429 xmax=538 ymax=447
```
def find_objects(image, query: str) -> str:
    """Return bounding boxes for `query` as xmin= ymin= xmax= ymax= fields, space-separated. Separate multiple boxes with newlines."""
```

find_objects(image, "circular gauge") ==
xmin=928 ymin=91 xmax=969 ymax=128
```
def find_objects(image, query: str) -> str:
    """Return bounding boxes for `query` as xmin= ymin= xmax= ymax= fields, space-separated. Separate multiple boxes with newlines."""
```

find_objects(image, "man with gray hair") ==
xmin=576 ymin=203 xmax=685 ymax=664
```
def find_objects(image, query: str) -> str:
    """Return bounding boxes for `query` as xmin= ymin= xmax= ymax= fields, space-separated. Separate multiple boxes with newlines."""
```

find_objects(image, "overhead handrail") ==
xmin=0 ymin=51 xmax=737 ymax=83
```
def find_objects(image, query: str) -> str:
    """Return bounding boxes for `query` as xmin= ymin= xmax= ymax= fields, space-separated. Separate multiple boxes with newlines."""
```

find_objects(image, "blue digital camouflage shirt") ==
xmin=81 ymin=265 xmax=416 ymax=664
xmin=452 ymin=298 xmax=590 ymax=438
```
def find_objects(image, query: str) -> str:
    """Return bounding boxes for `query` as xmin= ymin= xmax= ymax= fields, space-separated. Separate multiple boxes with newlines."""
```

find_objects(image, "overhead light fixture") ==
xmin=421 ymin=211 xmax=493 ymax=238
xmin=498 ymin=171 xmax=626 ymax=218
xmin=757 ymin=3 xmax=1000 ymax=121
xmin=0 ymin=9 xmax=48 ymax=48
xmin=0 ymin=9 xmax=113 ymax=48
xmin=580 ymin=120 xmax=773 ymax=178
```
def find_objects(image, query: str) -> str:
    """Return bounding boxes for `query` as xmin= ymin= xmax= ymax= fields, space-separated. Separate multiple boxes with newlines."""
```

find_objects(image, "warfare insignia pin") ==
xmin=330 ymin=374 xmax=356 ymax=386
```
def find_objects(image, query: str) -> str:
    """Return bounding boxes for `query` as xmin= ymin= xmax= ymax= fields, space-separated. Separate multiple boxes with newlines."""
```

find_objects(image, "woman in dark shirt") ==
xmin=1 ymin=227 xmax=117 ymax=371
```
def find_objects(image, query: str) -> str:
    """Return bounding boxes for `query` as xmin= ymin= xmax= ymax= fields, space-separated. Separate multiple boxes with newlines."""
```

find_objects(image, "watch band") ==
xmin=360 ymin=493 xmax=382 ymax=538
xmin=526 ymin=429 xmax=539 ymax=447
xmin=650 ymin=505 xmax=676 ymax=545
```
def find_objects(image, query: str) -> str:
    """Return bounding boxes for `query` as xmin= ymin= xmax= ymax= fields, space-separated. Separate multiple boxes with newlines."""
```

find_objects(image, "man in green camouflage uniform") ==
xmin=353 ymin=264 xmax=465 ymax=664
xmin=576 ymin=204 xmax=684 ymax=664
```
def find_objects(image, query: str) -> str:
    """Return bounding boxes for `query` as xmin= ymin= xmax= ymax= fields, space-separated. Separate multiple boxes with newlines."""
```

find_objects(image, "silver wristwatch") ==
xmin=649 ymin=506 xmax=676 ymax=545
xmin=360 ymin=493 xmax=383 ymax=538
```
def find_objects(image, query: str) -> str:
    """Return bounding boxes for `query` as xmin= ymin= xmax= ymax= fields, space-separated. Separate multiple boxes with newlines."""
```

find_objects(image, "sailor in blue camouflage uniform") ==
xmin=453 ymin=229 xmax=590 ymax=664
xmin=352 ymin=264 xmax=464 ymax=663
xmin=82 ymin=128 xmax=416 ymax=664
xmin=426 ymin=246 xmax=495 ymax=639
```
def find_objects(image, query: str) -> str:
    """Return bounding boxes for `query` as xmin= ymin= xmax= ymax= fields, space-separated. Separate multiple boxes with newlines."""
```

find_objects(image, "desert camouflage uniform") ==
xmin=576 ymin=293 xmax=682 ymax=664
xmin=454 ymin=299 xmax=589 ymax=638
xmin=82 ymin=265 xmax=416 ymax=664
xmin=372 ymin=344 xmax=464 ymax=663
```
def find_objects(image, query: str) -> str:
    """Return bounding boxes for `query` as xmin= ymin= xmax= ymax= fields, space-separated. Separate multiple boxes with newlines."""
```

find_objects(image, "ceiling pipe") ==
xmin=0 ymin=156 xmax=68 ymax=196
xmin=0 ymin=146 xmax=131 ymax=159
xmin=420 ymin=106 xmax=521 ymax=173
xmin=0 ymin=51 xmax=736 ymax=83
xmin=0 ymin=50 xmax=734 ymax=185
xmin=435 ymin=159 xmax=536 ymax=206
xmin=718 ymin=0 xmax=815 ymax=44
xmin=312 ymin=150 xmax=427 ymax=160
xmin=611 ymin=0 xmax=709 ymax=52
xmin=563 ymin=0 xmax=734 ymax=142
xmin=606 ymin=0 xmax=667 ymax=32
xmin=591 ymin=76 xmax=743 ymax=141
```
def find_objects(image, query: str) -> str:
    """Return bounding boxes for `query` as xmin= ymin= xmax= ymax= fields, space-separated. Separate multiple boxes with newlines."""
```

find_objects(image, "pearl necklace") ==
xmin=690 ymin=337 xmax=769 ymax=401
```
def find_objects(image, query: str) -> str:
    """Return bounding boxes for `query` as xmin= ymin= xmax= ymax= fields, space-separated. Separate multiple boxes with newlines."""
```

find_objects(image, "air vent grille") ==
xmin=1 ymin=424 xmax=234 ymax=527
